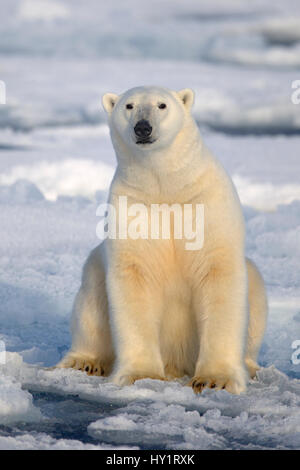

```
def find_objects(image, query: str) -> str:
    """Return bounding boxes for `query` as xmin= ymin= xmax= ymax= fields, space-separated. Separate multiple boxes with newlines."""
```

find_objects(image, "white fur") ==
xmin=57 ymin=86 xmax=268 ymax=394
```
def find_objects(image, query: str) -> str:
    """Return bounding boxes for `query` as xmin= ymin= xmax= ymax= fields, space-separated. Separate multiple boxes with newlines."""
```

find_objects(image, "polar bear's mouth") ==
xmin=136 ymin=138 xmax=156 ymax=145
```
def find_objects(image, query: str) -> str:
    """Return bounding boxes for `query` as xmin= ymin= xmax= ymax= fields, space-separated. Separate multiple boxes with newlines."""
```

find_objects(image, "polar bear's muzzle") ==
xmin=134 ymin=119 xmax=155 ymax=145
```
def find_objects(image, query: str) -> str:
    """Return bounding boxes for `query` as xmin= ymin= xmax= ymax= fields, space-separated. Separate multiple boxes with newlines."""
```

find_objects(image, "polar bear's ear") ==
xmin=102 ymin=93 xmax=119 ymax=113
xmin=177 ymin=89 xmax=194 ymax=110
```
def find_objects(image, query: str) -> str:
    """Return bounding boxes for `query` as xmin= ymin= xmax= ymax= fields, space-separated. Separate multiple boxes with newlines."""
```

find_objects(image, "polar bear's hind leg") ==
xmin=56 ymin=244 xmax=115 ymax=376
xmin=245 ymin=258 xmax=268 ymax=378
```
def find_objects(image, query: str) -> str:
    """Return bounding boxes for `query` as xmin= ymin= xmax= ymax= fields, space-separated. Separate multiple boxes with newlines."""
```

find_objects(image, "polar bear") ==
xmin=57 ymin=86 xmax=268 ymax=394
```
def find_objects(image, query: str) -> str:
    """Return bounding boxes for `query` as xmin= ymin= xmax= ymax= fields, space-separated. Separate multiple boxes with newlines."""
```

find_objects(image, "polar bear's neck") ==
xmin=111 ymin=118 xmax=211 ymax=201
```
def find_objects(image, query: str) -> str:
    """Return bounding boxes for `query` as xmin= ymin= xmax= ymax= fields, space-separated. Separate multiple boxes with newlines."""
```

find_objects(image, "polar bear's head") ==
xmin=102 ymin=86 xmax=194 ymax=153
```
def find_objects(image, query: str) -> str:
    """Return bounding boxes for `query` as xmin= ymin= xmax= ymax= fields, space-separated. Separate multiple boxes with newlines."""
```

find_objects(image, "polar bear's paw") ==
xmin=188 ymin=370 xmax=247 ymax=395
xmin=245 ymin=358 xmax=260 ymax=379
xmin=112 ymin=373 xmax=166 ymax=386
xmin=56 ymin=354 xmax=110 ymax=376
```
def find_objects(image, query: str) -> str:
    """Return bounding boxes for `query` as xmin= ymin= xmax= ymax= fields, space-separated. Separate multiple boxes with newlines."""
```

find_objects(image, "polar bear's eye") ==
xmin=158 ymin=103 xmax=167 ymax=109
xmin=126 ymin=103 xmax=133 ymax=110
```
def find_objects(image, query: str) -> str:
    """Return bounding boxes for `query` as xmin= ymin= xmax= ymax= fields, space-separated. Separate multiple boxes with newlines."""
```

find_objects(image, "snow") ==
xmin=0 ymin=0 xmax=299 ymax=450
xmin=207 ymin=37 xmax=300 ymax=68
xmin=0 ymin=434 xmax=135 ymax=450
xmin=0 ymin=373 xmax=41 ymax=425
xmin=18 ymin=0 xmax=70 ymax=22
xmin=0 ymin=158 xmax=114 ymax=201
xmin=0 ymin=353 xmax=299 ymax=449
xmin=233 ymin=176 xmax=300 ymax=210
xmin=258 ymin=18 xmax=300 ymax=46
xmin=87 ymin=367 xmax=300 ymax=450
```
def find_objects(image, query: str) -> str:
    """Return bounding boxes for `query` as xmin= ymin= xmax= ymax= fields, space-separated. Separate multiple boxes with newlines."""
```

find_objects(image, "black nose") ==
xmin=134 ymin=119 xmax=152 ymax=139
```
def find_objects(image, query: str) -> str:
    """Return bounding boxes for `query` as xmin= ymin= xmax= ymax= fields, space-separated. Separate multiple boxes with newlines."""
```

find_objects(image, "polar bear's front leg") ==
xmin=191 ymin=258 xmax=248 ymax=394
xmin=107 ymin=258 xmax=165 ymax=386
